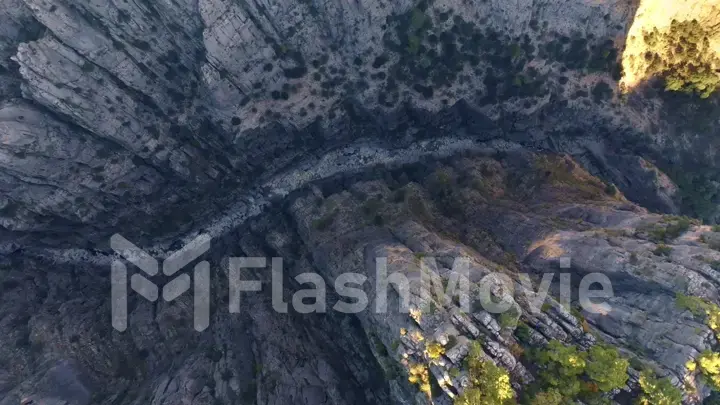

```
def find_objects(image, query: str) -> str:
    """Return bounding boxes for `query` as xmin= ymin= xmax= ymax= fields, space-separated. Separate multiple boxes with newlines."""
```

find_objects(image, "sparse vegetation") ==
xmin=646 ymin=216 xmax=695 ymax=242
xmin=455 ymin=341 xmax=515 ymax=405
xmin=312 ymin=210 xmax=337 ymax=230
xmin=515 ymin=322 xmax=532 ymax=343
xmin=675 ymin=293 xmax=720 ymax=339
xmin=426 ymin=341 xmax=445 ymax=360
xmin=653 ymin=244 xmax=672 ymax=256
xmin=498 ymin=306 xmax=520 ymax=329
xmin=642 ymin=19 xmax=720 ymax=98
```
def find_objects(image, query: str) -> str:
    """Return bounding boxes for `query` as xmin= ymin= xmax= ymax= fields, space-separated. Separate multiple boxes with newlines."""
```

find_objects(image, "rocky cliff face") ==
xmin=2 ymin=0 xmax=720 ymax=404
xmin=0 ymin=0 xmax=710 ymax=249
xmin=3 ymin=150 xmax=720 ymax=404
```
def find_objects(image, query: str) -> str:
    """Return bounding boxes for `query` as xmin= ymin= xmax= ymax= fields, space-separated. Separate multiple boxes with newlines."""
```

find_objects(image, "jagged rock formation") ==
xmin=1 ymin=0 xmax=720 ymax=404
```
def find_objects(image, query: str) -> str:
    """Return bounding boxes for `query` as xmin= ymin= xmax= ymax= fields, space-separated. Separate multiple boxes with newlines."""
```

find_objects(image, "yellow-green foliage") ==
xmin=653 ymin=244 xmax=673 ymax=256
xmin=638 ymin=371 xmax=683 ymax=405
xmin=696 ymin=350 xmax=720 ymax=390
xmin=530 ymin=389 xmax=563 ymax=405
xmin=535 ymin=340 xmax=629 ymax=400
xmin=642 ymin=19 xmax=720 ymax=98
xmin=533 ymin=155 xmax=605 ymax=199
xmin=537 ymin=340 xmax=587 ymax=397
xmin=585 ymin=345 xmax=630 ymax=392
xmin=426 ymin=341 xmax=445 ymax=360
xmin=678 ymin=295 xmax=720 ymax=392
xmin=408 ymin=362 xmax=432 ymax=395
xmin=675 ymin=293 xmax=720 ymax=339
xmin=455 ymin=341 xmax=515 ymax=405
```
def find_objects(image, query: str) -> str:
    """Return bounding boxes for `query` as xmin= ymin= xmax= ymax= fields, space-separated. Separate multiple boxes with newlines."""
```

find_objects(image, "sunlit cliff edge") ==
xmin=621 ymin=0 xmax=720 ymax=90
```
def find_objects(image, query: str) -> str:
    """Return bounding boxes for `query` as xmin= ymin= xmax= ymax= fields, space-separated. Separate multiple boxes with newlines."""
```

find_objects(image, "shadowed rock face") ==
xmin=0 ymin=0 xmax=682 ymax=251
xmin=2 ymin=0 xmax=720 ymax=404
xmin=2 ymin=150 xmax=720 ymax=404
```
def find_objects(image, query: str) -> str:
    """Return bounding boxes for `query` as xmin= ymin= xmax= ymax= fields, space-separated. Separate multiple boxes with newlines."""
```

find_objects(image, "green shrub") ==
xmin=446 ymin=335 xmax=458 ymax=349
xmin=535 ymin=340 xmax=628 ymax=401
xmin=653 ymin=244 xmax=672 ymax=256
xmin=312 ymin=211 xmax=337 ymax=230
xmin=498 ymin=306 xmax=520 ymax=329
xmin=205 ymin=347 xmax=223 ymax=362
xmin=604 ymin=183 xmax=618 ymax=196
xmin=456 ymin=341 xmax=516 ymax=405
xmin=638 ymin=370 xmax=682 ymax=405
xmin=515 ymin=322 xmax=532 ymax=343
xmin=704 ymin=391 xmax=720 ymax=405
xmin=675 ymin=293 xmax=720 ymax=340
xmin=675 ymin=293 xmax=708 ymax=315
xmin=591 ymin=81 xmax=613 ymax=103
xmin=536 ymin=340 xmax=586 ymax=398
xmin=531 ymin=389 xmax=563 ymax=405
xmin=648 ymin=217 xmax=693 ymax=242
xmin=584 ymin=345 xmax=629 ymax=392
xmin=361 ymin=198 xmax=384 ymax=218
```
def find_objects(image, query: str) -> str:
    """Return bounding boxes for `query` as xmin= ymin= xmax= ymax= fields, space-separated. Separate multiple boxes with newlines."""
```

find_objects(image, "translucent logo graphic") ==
xmin=110 ymin=234 xmax=211 ymax=332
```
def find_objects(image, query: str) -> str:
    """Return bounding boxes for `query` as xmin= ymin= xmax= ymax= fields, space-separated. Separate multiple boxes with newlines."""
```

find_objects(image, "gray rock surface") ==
xmin=0 ymin=0 xmax=716 ymax=249
xmin=2 ymin=151 xmax=720 ymax=404
xmin=1 ymin=0 xmax=720 ymax=404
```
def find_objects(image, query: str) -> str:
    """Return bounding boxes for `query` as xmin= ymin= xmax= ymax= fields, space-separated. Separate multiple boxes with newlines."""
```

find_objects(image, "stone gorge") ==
xmin=1 ymin=0 xmax=720 ymax=404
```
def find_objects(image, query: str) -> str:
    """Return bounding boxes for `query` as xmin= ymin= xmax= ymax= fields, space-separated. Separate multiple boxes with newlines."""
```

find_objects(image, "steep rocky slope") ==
xmin=0 ymin=0 xmax=719 ymax=251
xmin=3 ymin=150 xmax=720 ymax=404
xmin=2 ymin=0 xmax=720 ymax=404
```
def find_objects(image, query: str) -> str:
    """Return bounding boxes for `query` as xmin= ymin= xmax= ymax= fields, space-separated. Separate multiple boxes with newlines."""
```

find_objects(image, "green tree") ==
xmin=638 ymin=371 xmax=682 ymax=405
xmin=536 ymin=340 xmax=587 ymax=398
xmin=456 ymin=341 xmax=516 ymax=405
xmin=585 ymin=345 xmax=629 ymax=392
xmin=643 ymin=19 xmax=720 ymax=98
xmin=530 ymin=389 xmax=563 ymax=405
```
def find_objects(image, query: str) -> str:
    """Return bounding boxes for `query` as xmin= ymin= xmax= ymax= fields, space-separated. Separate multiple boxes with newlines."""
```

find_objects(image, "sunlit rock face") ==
xmin=621 ymin=0 xmax=720 ymax=90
